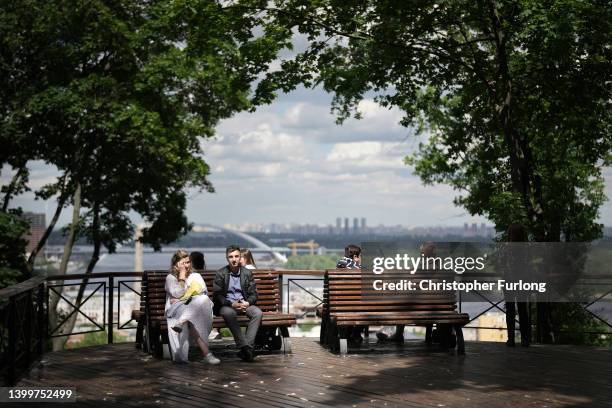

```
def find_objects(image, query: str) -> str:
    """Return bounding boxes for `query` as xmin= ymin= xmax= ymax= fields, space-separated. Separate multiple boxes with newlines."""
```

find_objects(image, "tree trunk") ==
xmin=26 ymin=176 xmax=70 ymax=272
xmin=2 ymin=165 xmax=27 ymax=212
xmin=487 ymin=0 xmax=553 ymax=343
xmin=49 ymin=183 xmax=82 ymax=351
xmin=487 ymin=0 xmax=541 ymax=226
xmin=54 ymin=202 xmax=101 ymax=350
xmin=58 ymin=184 xmax=81 ymax=275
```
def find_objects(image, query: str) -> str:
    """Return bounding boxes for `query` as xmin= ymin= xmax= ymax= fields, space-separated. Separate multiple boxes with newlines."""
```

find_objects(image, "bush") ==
xmin=0 ymin=210 xmax=29 ymax=288
xmin=283 ymin=254 xmax=339 ymax=270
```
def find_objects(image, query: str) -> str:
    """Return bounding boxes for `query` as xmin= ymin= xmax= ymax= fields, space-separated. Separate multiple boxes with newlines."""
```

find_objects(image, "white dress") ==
xmin=164 ymin=272 xmax=213 ymax=362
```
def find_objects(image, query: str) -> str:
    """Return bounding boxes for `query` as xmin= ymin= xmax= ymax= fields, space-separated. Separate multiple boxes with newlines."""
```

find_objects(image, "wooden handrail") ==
xmin=46 ymin=271 xmax=144 ymax=281
xmin=0 ymin=276 xmax=45 ymax=302
xmin=43 ymin=269 xmax=329 ymax=281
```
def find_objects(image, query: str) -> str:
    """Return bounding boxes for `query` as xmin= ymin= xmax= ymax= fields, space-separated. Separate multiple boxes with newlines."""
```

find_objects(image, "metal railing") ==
xmin=46 ymin=272 xmax=143 ymax=344
xmin=2 ymin=268 xmax=610 ymax=385
xmin=0 ymin=277 xmax=46 ymax=386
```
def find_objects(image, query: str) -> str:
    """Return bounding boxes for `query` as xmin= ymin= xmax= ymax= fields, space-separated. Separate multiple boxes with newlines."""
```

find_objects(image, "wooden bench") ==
xmin=141 ymin=270 xmax=296 ymax=359
xmin=320 ymin=269 xmax=469 ymax=354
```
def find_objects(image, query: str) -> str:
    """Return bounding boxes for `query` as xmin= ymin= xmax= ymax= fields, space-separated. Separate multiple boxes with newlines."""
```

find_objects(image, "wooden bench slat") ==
xmin=322 ymin=269 xmax=468 ymax=354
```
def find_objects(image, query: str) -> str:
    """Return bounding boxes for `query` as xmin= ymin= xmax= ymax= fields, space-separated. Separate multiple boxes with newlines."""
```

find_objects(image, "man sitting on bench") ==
xmin=213 ymin=245 xmax=262 ymax=362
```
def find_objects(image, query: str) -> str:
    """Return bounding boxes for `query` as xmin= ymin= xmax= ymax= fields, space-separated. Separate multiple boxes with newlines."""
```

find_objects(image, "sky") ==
xmin=3 ymin=84 xmax=612 ymax=229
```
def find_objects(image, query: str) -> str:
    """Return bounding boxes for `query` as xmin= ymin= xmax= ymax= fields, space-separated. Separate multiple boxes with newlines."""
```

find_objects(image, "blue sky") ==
xmin=4 ymin=84 xmax=612 ymax=229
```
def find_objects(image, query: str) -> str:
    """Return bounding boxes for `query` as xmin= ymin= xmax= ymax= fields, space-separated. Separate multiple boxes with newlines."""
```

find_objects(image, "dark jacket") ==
xmin=213 ymin=265 xmax=257 ymax=314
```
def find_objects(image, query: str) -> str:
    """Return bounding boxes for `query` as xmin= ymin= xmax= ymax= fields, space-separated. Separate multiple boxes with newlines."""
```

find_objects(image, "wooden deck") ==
xmin=17 ymin=338 xmax=612 ymax=407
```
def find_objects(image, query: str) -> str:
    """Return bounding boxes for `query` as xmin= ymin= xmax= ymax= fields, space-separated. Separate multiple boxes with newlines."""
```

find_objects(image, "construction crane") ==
xmin=286 ymin=240 xmax=319 ymax=256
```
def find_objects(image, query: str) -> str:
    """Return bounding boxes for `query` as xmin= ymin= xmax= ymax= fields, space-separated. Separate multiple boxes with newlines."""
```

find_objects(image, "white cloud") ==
xmin=5 ymin=88 xmax=612 ymax=229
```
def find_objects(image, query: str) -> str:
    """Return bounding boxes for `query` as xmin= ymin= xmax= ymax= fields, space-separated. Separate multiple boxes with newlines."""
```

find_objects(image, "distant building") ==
xmin=353 ymin=217 xmax=359 ymax=234
xmin=22 ymin=212 xmax=46 ymax=253
xmin=344 ymin=218 xmax=349 ymax=235
xmin=361 ymin=217 xmax=366 ymax=230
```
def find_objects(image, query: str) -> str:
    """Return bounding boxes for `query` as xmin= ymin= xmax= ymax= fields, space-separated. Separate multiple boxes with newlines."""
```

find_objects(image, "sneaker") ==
xmin=203 ymin=353 xmax=220 ymax=365
xmin=376 ymin=332 xmax=389 ymax=342
xmin=237 ymin=346 xmax=254 ymax=362
xmin=506 ymin=339 xmax=515 ymax=347
xmin=348 ymin=335 xmax=363 ymax=347
xmin=389 ymin=333 xmax=405 ymax=343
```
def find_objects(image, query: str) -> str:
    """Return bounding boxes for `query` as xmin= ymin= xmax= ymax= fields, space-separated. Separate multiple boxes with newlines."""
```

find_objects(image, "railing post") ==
xmin=108 ymin=276 xmax=114 ymax=344
xmin=25 ymin=291 xmax=32 ymax=368
xmin=7 ymin=296 xmax=16 ymax=386
xmin=38 ymin=283 xmax=46 ymax=356
xmin=278 ymin=272 xmax=284 ymax=313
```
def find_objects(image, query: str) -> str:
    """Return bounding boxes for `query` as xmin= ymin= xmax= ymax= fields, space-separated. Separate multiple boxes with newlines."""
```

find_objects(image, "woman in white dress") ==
xmin=165 ymin=249 xmax=219 ymax=364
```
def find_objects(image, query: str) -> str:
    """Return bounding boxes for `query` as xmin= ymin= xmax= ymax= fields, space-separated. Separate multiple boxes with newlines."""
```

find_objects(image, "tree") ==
xmin=1 ymin=0 xmax=292 ymax=346
xmin=1 ymin=0 xmax=291 ymax=271
xmin=0 ymin=209 xmax=29 ymax=288
xmin=250 ymin=0 xmax=610 ymax=343
xmin=254 ymin=0 xmax=611 ymax=242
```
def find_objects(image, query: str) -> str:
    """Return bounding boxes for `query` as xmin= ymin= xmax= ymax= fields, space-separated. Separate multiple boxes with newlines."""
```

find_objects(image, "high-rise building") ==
xmin=336 ymin=217 xmax=342 ymax=233
xmin=353 ymin=217 xmax=359 ymax=234
xmin=344 ymin=218 xmax=349 ymax=235
xmin=361 ymin=217 xmax=366 ymax=230
xmin=22 ymin=212 xmax=46 ymax=253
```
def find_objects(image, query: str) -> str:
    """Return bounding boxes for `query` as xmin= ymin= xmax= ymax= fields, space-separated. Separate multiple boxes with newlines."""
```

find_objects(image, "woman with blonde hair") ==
xmin=240 ymin=248 xmax=257 ymax=270
xmin=165 ymin=249 xmax=219 ymax=364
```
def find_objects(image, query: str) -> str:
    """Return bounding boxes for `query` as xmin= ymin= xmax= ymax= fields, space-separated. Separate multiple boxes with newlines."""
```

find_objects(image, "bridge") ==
xmin=43 ymin=224 xmax=289 ymax=264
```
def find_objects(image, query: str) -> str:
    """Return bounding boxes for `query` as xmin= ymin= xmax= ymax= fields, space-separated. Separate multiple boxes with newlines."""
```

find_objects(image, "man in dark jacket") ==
xmin=213 ymin=244 xmax=262 ymax=361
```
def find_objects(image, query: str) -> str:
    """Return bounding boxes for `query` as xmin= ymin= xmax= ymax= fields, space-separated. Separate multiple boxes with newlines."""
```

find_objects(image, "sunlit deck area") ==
xmin=18 ymin=337 xmax=612 ymax=407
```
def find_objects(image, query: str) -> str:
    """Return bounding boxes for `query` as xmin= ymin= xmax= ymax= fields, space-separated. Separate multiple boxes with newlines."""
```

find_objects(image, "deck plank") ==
xmin=16 ymin=338 xmax=612 ymax=407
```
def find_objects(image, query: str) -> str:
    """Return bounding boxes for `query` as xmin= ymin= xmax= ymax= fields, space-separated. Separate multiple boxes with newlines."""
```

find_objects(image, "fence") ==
xmin=2 ymin=268 xmax=610 ymax=385
xmin=0 ymin=277 xmax=46 ymax=386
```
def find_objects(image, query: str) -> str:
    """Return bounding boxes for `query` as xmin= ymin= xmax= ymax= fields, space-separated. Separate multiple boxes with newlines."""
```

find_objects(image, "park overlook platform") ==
xmin=17 ymin=337 xmax=612 ymax=408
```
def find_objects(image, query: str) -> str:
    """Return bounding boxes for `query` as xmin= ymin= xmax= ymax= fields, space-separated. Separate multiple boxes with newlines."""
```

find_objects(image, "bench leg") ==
xmin=338 ymin=326 xmax=348 ymax=355
xmin=455 ymin=324 xmax=465 ymax=355
xmin=319 ymin=314 xmax=328 ymax=344
xmin=149 ymin=326 xmax=160 ymax=357
xmin=280 ymin=326 xmax=292 ymax=354
xmin=142 ymin=323 xmax=150 ymax=353
xmin=339 ymin=338 xmax=348 ymax=355
xmin=135 ymin=318 xmax=144 ymax=349
xmin=327 ymin=320 xmax=339 ymax=351
xmin=142 ymin=326 xmax=149 ymax=353
xmin=162 ymin=343 xmax=172 ymax=360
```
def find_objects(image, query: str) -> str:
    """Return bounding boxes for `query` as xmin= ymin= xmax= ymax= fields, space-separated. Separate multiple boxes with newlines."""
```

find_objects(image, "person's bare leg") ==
xmin=189 ymin=325 xmax=219 ymax=364
xmin=189 ymin=325 xmax=209 ymax=355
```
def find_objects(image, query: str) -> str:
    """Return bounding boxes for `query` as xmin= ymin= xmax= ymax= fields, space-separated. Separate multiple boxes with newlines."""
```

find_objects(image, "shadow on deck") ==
xmin=18 ymin=338 xmax=612 ymax=408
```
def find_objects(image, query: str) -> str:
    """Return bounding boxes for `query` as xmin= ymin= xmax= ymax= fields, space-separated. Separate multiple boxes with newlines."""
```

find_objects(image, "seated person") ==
xmin=165 ymin=250 xmax=219 ymax=364
xmin=190 ymin=251 xmax=206 ymax=271
xmin=377 ymin=242 xmax=437 ymax=343
xmin=213 ymin=245 xmax=262 ymax=362
xmin=337 ymin=244 xmax=366 ymax=345
xmin=337 ymin=244 xmax=362 ymax=269
xmin=240 ymin=248 xmax=257 ymax=270
xmin=190 ymin=250 xmax=224 ymax=340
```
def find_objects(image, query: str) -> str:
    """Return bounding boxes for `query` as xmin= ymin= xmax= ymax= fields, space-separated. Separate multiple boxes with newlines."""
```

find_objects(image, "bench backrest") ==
xmin=324 ymin=269 xmax=459 ymax=316
xmin=143 ymin=270 xmax=282 ymax=326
